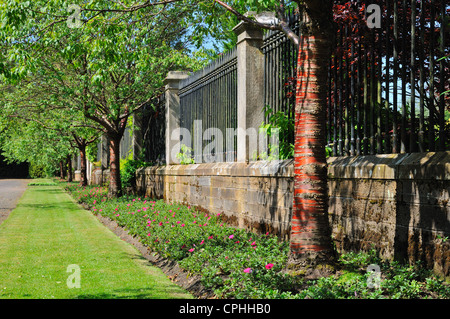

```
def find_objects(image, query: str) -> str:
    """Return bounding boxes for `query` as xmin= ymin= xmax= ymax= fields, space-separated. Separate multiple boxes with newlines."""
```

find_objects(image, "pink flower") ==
xmin=188 ymin=248 xmax=194 ymax=252
xmin=181 ymin=223 xmax=185 ymax=227
xmin=208 ymin=235 xmax=213 ymax=239
xmin=243 ymin=268 xmax=252 ymax=273
xmin=147 ymin=233 xmax=151 ymax=236
xmin=158 ymin=222 xmax=163 ymax=226
xmin=265 ymin=263 xmax=274 ymax=270
xmin=200 ymin=240 xmax=205 ymax=245
xmin=251 ymin=241 xmax=256 ymax=246
xmin=229 ymin=235 xmax=234 ymax=239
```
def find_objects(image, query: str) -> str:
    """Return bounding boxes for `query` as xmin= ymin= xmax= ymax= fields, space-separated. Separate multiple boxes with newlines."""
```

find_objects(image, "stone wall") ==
xmin=327 ymin=152 xmax=450 ymax=278
xmin=132 ymin=152 xmax=449 ymax=278
xmin=136 ymin=160 xmax=294 ymax=240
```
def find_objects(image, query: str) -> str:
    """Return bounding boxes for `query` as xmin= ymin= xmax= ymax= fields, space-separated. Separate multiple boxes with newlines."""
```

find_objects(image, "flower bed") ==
xmin=64 ymin=183 xmax=450 ymax=299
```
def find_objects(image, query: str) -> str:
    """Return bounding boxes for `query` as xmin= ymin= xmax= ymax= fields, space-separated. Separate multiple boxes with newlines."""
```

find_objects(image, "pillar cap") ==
xmin=164 ymin=71 xmax=189 ymax=89
xmin=232 ymin=21 xmax=264 ymax=44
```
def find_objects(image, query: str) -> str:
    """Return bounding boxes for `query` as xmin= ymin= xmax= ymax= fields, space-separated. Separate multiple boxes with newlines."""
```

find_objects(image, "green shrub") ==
xmin=28 ymin=161 xmax=46 ymax=178
xmin=176 ymin=144 xmax=195 ymax=164
xmin=120 ymin=153 xmax=151 ymax=190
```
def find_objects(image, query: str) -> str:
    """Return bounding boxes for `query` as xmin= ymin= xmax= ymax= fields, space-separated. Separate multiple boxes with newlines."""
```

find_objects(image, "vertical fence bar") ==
xmin=429 ymin=0 xmax=436 ymax=152
xmin=370 ymin=31 xmax=376 ymax=155
xmin=350 ymin=39 xmax=356 ymax=156
xmin=377 ymin=22 xmax=383 ymax=155
xmin=344 ymin=25 xmax=350 ymax=156
xmin=392 ymin=0 xmax=399 ymax=153
xmin=418 ymin=0 xmax=426 ymax=152
xmin=438 ymin=0 xmax=446 ymax=151
xmin=400 ymin=0 xmax=408 ymax=154
xmin=356 ymin=37 xmax=362 ymax=156
xmin=363 ymin=49 xmax=369 ymax=155
xmin=328 ymin=56 xmax=333 ymax=152
xmin=333 ymin=46 xmax=338 ymax=156
xmin=339 ymin=28 xmax=344 ymax=156
xmin=409 ymin=0 xmax=417 ymax=153
xmin=385 ymin=0 xmax=392 ymax=153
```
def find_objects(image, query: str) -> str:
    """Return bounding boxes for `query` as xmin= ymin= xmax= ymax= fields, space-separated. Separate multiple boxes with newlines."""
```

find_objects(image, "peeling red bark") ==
xmin=289 ymin=18 xmax=336 ymax=264
xmin=79 ymin=145 xmax=87 ymax=187
xmin=108 ymin=135 xmax=122 ymax=198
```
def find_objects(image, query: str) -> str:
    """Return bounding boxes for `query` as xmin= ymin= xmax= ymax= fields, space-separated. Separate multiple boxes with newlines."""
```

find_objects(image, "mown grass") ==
xmin=0 ymin=179 xmax=193 ymax=299
xmin=65 ymin=182 xmax=450 ymax=299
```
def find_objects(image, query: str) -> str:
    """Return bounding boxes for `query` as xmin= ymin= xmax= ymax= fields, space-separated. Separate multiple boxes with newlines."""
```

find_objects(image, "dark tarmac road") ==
xmin=0 ymin=179 xmax=29 ymax=225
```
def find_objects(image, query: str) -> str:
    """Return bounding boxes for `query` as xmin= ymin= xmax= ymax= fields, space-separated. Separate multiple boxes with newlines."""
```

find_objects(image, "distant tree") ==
xmin=0 ymin=0 xmax=207 ymax=196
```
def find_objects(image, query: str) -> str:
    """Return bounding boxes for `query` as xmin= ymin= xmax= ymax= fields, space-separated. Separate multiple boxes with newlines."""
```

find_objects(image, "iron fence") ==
xmin=261 ymin=0 xmax=449 ymax=157
xmin=141 ymin=93 xmax=166 ymax=164
xmin=179 ymin=49 xmax=238 ymax=162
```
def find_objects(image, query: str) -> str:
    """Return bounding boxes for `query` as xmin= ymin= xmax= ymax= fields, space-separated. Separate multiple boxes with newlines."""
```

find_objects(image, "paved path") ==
xmin=0 ymin=179 xmax=29 ymax=225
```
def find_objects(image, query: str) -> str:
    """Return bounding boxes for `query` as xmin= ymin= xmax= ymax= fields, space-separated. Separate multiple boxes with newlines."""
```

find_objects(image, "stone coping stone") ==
xmin=137 ymin=159 xmax=294 ymax=178
xmin=328 ymin=151 xmax=449 ymax=181
xmin=136 ymin=152 xmax=449 ymax=181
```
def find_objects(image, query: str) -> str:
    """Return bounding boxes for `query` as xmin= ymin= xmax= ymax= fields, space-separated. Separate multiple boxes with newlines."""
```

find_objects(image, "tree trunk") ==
xmin=67 ymin=155 xmax=73 ymax=182
xmin=108 ymin=135 xmax=122 ymax=198
xmin=79 ymin=145 xmax=87 ymax=187
xmin=59 ymin=161 xmax=65 ymax=180
xmin=289 ymin=3 xmax=336 ymax=266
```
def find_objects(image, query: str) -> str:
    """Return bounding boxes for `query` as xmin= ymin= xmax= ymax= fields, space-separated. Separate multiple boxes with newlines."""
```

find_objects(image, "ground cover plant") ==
xmin=64 ymin=182 xmax=450 ymax=299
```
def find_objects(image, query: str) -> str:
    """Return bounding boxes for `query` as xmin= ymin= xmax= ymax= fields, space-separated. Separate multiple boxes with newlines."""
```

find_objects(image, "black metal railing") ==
xmin=328 ymin=0 xmax=449 ymax=156
xmin=141 ymin=93 xmax=166 ymax=164
xmin=261 ymin=0 xmax=449 ymax=158
xmin=179 ymin=49 xmax=238 ymax=162
xmin=261 ymin=8 xmax=303 ymax=153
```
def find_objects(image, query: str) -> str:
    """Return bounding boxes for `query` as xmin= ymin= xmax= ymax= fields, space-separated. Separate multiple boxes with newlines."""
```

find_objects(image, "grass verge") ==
xmin=0 ymin=179 xmax=193 ymax=299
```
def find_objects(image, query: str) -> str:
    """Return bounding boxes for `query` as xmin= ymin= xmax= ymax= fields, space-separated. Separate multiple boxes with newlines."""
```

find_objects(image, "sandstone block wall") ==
xmin=136 ymin=160 xmax=294 ymax=240
xmin=130 ymin=152 xmax=450 ymax=278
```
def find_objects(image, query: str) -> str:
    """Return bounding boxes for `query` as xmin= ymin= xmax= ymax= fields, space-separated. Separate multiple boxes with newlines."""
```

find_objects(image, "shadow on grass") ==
xmin=17 ymin=201 xmax=77 ymax=211
xmin=75 ymin=286 xmax=190 ymax=299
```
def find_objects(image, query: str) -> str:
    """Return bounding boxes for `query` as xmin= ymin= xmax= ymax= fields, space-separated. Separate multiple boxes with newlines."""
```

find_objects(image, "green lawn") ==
xmin=0 ymin=180 xmax=193 ymax=299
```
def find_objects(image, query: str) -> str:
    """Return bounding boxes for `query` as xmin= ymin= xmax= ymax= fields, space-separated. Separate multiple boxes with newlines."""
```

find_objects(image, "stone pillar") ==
xmin=164 ymin=71 xmax=189 ymax=165
xmin=233 ymin=22 xmax=265 ymax=162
